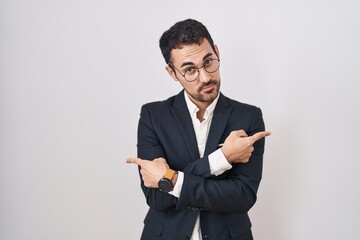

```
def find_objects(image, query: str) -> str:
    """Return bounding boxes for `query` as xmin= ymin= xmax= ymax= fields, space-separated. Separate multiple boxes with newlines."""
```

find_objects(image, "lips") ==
xmin=201 ymin=84 xmax=215 ymax=92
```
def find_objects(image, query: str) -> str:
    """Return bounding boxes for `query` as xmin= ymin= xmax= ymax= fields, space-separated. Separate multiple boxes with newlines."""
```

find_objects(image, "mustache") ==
xmin=198 ymin=80 xmax=218 ymax=91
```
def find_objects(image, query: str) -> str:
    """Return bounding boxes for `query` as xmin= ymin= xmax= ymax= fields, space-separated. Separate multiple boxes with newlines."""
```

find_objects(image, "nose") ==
xmin=198 ymin=67 xmax=211 ymax=83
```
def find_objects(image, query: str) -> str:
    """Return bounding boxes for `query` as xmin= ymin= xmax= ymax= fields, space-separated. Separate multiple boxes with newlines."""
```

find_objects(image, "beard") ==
xmin=188 ymin=79 xmax=220 ymax=103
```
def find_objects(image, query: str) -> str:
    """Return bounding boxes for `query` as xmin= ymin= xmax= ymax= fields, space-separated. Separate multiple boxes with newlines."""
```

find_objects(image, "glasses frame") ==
xmin=169 ymin=58 xmax=220 ymax=82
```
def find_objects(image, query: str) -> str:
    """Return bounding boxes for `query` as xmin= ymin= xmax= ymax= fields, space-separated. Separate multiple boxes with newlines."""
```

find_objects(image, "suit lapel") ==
xmin=170 ymin=91 xmax=200 ymax=161
xmin=204 ymin=94 xmax=233 ymax=156
xmin=170 ymin=91 xmax=233 ymax=159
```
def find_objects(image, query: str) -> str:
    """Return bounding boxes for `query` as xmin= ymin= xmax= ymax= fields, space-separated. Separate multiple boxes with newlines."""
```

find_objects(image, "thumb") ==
xmin=154 ymin=157 xmax=169 ymax=168
xmin=154 ymin=157 xmax=166 ymax=163
xmin=230 ymin=129 xmax=248 ymax=138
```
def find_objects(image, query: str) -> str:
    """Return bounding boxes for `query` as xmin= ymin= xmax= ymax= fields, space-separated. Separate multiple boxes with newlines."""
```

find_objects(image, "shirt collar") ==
xmin=184 ymin=90 xmax=220 ymax=120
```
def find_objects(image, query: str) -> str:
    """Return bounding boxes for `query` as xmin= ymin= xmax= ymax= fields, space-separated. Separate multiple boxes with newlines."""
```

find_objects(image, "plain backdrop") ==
xmin=1 ymin=0 xmax=360 ymax=239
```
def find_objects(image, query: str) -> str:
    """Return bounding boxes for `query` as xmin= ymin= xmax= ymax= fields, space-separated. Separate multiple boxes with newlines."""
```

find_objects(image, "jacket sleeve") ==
xmin=137 ymin=105 xmax=177 ymax=212
xmin=176 ymin=107 xmax=266 ymax=214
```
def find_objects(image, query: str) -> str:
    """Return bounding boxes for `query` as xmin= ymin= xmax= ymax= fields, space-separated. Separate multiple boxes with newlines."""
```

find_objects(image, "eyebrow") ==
xmin=180 ymin=53 xmax=214 ymax=68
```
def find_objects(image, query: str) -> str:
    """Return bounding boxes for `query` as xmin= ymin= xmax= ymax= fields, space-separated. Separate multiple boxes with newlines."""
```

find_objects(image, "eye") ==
xmin=185 ymin=67 xmax=196 ymax=74
xmin=204 ymin=59 xmax=213 ymax=65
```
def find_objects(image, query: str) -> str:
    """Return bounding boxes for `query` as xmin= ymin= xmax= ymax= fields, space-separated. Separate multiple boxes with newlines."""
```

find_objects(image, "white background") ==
xmin=1 ymin=0 xmax=359 ymax=239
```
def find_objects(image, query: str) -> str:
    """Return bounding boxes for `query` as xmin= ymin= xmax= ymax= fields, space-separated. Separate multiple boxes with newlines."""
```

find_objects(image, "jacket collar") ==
xmin=183 ymin=91 xmax=220 ymax=121
xmin=170 ymin=90 xmax=233 ymax=160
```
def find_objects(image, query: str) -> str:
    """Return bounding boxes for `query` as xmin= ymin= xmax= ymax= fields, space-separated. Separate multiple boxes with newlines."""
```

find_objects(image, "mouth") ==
xmin=201 ymin=84 xmax=215 ymax=92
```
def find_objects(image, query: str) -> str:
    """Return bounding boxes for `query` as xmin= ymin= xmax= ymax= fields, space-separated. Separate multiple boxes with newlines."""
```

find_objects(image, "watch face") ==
xmin=158 ymin=178 xmax=172 ymax=192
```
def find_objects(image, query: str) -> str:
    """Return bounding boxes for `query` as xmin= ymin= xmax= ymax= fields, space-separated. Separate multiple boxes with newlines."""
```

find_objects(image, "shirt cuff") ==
xmin=209 ymin=148 xmax=233 ymax=176
xmin=168 ymin=171 xmax=184 ymax=198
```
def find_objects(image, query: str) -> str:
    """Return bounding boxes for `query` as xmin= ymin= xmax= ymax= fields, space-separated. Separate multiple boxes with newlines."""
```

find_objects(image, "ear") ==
xmin=214 ymin=44 xmax=220 ymax=59
xmin=165 ymin=65 xmax=178 ymax=81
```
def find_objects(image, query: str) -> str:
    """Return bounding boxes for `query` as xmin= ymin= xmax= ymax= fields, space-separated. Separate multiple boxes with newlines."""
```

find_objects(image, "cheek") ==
xmin=179 ymin=80 xmax=197 ymax=92
xmin=185 ymin=83 xmax=201 ymax=93
xmin=213 ymin=71 xmax=221 ymax=80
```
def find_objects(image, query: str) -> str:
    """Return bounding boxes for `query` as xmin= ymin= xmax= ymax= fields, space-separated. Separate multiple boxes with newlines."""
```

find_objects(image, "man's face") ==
xmin=166 ymin=39 xmax=221 ymax=107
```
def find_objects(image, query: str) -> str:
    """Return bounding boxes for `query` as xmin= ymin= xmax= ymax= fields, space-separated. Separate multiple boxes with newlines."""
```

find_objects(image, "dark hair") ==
xmin=159 ymin=19 xmax=217 ymax=64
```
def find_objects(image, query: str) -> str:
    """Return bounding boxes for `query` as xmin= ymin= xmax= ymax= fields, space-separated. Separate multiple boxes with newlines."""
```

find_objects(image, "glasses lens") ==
xmin=204 ymin=59 xmax=220 ymax=73
xmin=184 ymin=69 xmax=199 ymax=82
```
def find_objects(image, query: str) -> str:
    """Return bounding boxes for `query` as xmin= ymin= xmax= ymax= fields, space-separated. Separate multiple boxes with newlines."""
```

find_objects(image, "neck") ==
xmin=196 ymin=110 xmax=205 ymax=122
xmin=187 ymin=95 xmax=212 ymax=112
xmin=190 ymin=99 xmax=211 ymax=122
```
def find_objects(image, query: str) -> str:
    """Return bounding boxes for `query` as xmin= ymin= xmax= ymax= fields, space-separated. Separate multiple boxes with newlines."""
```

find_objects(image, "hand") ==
xmin=221 ymin=130 xmax=271 ymax=164
xmin=126 ymin=157 xmax=169 ymax=188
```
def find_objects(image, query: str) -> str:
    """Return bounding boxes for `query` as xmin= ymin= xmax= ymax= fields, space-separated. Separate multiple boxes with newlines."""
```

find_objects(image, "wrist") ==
xmin=221 ymin=147 xmax=233 ymax=163
xmin=171 ymin=171 xmax=178 ymax=187
xmin=158 ymin=168 xmax=177 ymax=192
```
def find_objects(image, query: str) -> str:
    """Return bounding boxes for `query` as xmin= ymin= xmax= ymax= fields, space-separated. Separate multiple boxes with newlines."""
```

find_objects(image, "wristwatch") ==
xmin=158 ymin=169 xmax=176 ymax=192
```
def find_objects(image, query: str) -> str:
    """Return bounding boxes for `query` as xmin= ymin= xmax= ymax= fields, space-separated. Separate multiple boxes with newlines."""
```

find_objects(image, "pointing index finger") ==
xmin=249 ymin=131 xmax=271 ymax=142
xmin=126 ymin=157 xmax=145 ymax=167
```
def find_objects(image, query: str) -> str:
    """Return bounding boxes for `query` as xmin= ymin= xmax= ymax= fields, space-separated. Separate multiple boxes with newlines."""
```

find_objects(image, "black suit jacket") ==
xmin=137 ymin=90 xmax=266 ymax=240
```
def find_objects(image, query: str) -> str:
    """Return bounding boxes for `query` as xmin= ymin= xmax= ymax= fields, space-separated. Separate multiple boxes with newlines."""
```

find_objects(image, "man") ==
xmin=126 ymin=19 xmax=270 ymax=240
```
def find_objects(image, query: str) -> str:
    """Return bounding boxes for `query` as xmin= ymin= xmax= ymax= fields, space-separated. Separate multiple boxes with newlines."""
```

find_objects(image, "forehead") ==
xmin=170 ymin=39 xmax=215 ymax=66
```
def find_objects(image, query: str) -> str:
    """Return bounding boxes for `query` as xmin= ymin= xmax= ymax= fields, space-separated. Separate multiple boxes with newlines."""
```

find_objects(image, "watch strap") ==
xmin=163 ymin=169 xmax=176 ymax=180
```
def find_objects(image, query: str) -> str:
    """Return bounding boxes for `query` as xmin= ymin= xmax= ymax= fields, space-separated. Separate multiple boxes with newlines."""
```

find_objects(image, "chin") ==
xmin=199 ymin=90 xmax=219 ymax=102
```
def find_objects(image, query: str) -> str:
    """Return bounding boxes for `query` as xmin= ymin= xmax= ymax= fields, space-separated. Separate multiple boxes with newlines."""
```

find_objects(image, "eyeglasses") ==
xmin=169 ymin=59 xmax=220 ymax=82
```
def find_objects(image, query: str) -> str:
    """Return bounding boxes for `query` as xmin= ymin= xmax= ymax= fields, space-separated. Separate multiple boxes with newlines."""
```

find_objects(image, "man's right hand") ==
xmin=221 ymin=130 xmax=271 ymax=164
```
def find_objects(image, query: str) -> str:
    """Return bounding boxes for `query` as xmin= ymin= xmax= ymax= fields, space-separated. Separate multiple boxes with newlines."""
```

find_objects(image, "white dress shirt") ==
xmin=169 ymin=91 xmax=232 ymax=240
